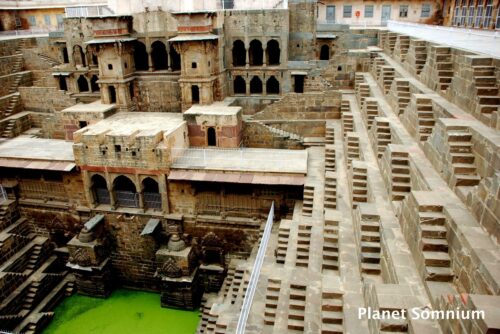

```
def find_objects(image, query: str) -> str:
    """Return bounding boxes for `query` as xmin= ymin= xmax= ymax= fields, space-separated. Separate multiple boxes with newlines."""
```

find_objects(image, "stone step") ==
xmin=476 ymin=86 xmax=498 ymax=95
xmin=475 ymin=76 xmax=497 ymax=85
xmin=361 ymin=231 xmax=380 ymax=242
xmin=421 ymin=225 xmax=447 ymax=239
xmin=321 ymin=323 xmax=343 ymax=334
xmin=450 ymin=152 xmax=475 ymax=164
xmin=422 ymin=237 xmax=448 ymax=252
xmin=361 ymin=220 xmax=379 ymax=232
xmin=361 ymin=241 xmax=380 ymax=252
xmin=479 ymin=104 xmax=498 ymax=114
xmin=453 ymin=163 xmax=476 ymax=174
xmin=423 ymin=251 xmax=451 ymax=267
xmin=478 ymin=96 xmax=500 ymax=105
xmin=454 ymin=173 xmax=481 ymax=186
xmin=425 ymin=266 xmax=454 ymax=282
xmin=361 ymin=262 xmax=381 ymax=274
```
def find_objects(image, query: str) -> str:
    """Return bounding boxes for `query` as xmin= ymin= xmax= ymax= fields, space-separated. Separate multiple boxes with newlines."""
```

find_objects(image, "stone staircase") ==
xmin=302 ymin=184 xmax=314 ymax=216
xmin=3 ymin=93 xmax=21 ymax=119
xmin=287 ymin=283 xmax=307 ymax=331
xmin=380 ymin=66 xmax=395 ymax=94
xmin=36 ymin=53 xmax=61 ymax=67
xmin=419 ymin=208 xmax=453 ymax=282
xmin=26 ymin=244 xmax=42 ymax=271
xmin=390 ymin=79 xmax=411 ymax=115
xmin=345 ymin=133 xmax=360 ymax=169
xmin=321 ymin=292 xmax=344 ymax=334
xmin=394 ymin=35 xmax=410 ymax=62
xmin=362 ymin=98 xmax=379 ymax=129
xmin=415 ymin=97 xmax=435 ymax=142
xmin=295 ymin=224 xmax=311 ymax=268
xmin=371 ymin=117 xmax=392 ymax=159
xmin=325 ymin=123 xmax=335 ymax=145
xmin=359 ymin=209 xmax=381 ymax=276
xmin=405 ymin=39 xmax=427 ymax=75
xmin=446 ymin=129 xmax=481 ymax=188
xmin=325 ymin=145 xmax=336 ymax=171
xmin=11 ymin=56 xmax=23 ymax=74
xmin=264 ymin=278 xmax=281 ymax=325
xmin=1 ymin=119 xmax=16 ymax=138
xmin=389 ymin=149 xmax=411 ymax=201
xmin=322 ymin=212 xmax=340 ymax=272
xmin=350 ymin=161 xmax=368 ymax=208
xmin=22 ymin=281 xmax=40 ymax=310
xmin=385 ymin=32 xmax=398 ymax=54
xmin=472 ymin=59 xmax=499 ymax=118
xmin=276 ymin=219 xmax=291 ymax=264
xmin=8 ymin=73 xmax=23 ymax=94
xmin=421 ymin=46 xmax=453 ymax=92
xmin=260 ymin=122 xmax=303 ymax=142
xmin=324 ymin=172 xmax=337 ymax=210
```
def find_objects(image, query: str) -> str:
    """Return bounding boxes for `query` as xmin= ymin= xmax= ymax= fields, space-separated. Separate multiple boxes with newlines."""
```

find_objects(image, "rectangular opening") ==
xmin=293 ymin=75 xmax=305 ymax=93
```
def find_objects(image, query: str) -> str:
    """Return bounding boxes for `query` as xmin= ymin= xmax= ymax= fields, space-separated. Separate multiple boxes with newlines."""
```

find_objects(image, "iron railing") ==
xmin=236 ymin=202 xmax=274 ymax=334
xmin=94 ymin=188 xmax=110 ymax=205
xmin=115 ymin=191 xmax=139 ymax=208
xmin=144 ymin=192 xmax=162 ymax=210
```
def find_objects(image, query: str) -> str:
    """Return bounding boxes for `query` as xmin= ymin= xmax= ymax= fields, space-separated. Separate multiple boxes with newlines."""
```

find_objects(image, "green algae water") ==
xmin=43 ymin=289 xmax=200 ymax=334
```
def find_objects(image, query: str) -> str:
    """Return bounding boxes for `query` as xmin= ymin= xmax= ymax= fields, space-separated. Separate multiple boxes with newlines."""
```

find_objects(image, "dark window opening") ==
xmin=143 ymin=177 xmax=161 ymax=210
xmin=79 ymin=121 xmax=88 ymax=128
xmin=113 ymin=175 xmax=138 ymax=208
xmin=129 ymin=82 xmax=134 ymax=98
xmin=115 ymin=145 xmax=121 ymax=152
xmin=108 ymin=64 xmax=113 ymax=70
xmin=232 ymin=40 xmax=246 ymax=66
xmin=92 ymin=53 xmax=98 ymax=66
xmin=192 ymin=85 xmax=200 ymax=104
xmin=169 ymin=46 xmax=181 ymax=71
xmin=249 ymin=40 xmax=263 ymax=66
xmin=134 ymin=41 xmax=149 ymax=71
xmin=250 ymin=76 xmax=262 ymax=94
xmin=109 ymin=86 xmax=116 ymax=103
xmin=234 ymin=76 xmax=246 ymax=94
xmin=320 ymin=44 xmax=330 ymax=60
xmin=207 ymin=127 xmax=216 ymax=146
xmin=192 ymin=62 xmax=197 ymax=68
xmin=62 ymin=47 xmax=69 ymax=63
xmin=266 ymin=76 xmax=280 ymax=95
xmin=77 ymin=75 xmax=89 ymax=92
xmin=266 ymin=39 xmax=280 ymax=65
xmin=58 ymin=76 xmax=67 ymax=91
xmin=337 ymin=65 xmax=342 ymax=71
xmin=151 ymin=41 xmax=168 ymax=70
xmin=90 ymin=75 xmax=99 ymax=92
xmin=294 ymin=75 xmax=305 ymax=93
xmin=91 ymin=174 xmax=110 ymax=205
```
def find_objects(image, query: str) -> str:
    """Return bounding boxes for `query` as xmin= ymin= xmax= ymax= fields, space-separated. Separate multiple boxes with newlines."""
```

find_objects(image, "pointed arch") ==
xmin=266 ymin=39 xmax=280 ymax=65
xmin=250 ymin=76 xmax=262 ymax=94
xmin=151 ymin=41 xmax=168 ymax=70
xmin=232 ymin=40 xmax=246 ymax=67
xmin=134 ymin=41 xmax=149 ymax=71
xmin=266 ymin=76 xmax=280 ymax=95
xmin=77 ymin=75 xmax=89 ymax=92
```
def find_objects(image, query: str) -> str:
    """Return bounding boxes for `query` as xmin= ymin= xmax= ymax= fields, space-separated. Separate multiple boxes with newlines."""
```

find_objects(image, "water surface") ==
xmin=43 ymin=289 xmax=199 ymax=334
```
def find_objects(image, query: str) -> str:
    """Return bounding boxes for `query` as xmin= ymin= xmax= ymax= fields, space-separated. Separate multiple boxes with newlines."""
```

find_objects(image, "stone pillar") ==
xmin=159 ymin=174 xmax=169 ymax=213
xmin=263 ymin=80 xmax=267 ymax=96
xmin=82 ymin=170 xmax=94 ymax=208
xmin=246 ymin=81 xmax=250 ymax=96
xmin=167 ymin=43 xmax=171 ymax=71
xmin=148 ymin=52 xmax=154 ymax=72
xmin=245 ymin=46 xmax=249 ymax=69
xmin=263 ymin=47 xmax=267 ymax=67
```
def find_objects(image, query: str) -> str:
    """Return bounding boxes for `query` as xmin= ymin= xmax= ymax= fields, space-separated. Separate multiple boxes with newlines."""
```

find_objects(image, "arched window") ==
xmin=109 ymin=86 xmax=116 ymax=103
xmin=266 ymin=40 xmax=280 ymax=65
xmin=90 ymin=75 xmax=99 ymax=92
xmin=320 ymin=44 xmax=330 ymax=60
xmin=113 ymin=175 xmax=138 ymax=208
xmin=59 ymin=76 xmax=67 ymax=91
xmin=232 ymin=40 xmax=246 ymax=67
xmin=266 ymin=76 xmax=280 ymax=95
xmin=62 ymin=47 xmax=69 ymax=63
xmin=143 ymin=177 xmax=161 ymax=210
xmin=207 ymin=127 xmax=216 ymax=146
xmin=151 ymin=41 xmax=168 ymax=70
xmin=169 ymin=46 xmax=181 ymax=71
xmin=192 ymin=85 xmax=200 ymax=104
xmin=234 ymin=76 xmax=246 ymax=95
xmin=73 ymin=45 xmax=86 ymax=67
xmin=249 ymin=40 xmax=263 ymax=66
xmin=129 ymin=82 xmax=134 ymax=99
xmin=77 ymin=75 xmax=89 ymax=92
xmin=134 ymin=41 xmax=149 ymax=71
xmin=91 ymin=174 xmax=110 ymax=205
xmin=250 ymin=76 xmax=262 ymax=94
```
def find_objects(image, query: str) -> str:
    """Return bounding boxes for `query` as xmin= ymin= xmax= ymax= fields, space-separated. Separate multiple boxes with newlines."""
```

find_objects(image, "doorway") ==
xmin=207 ymin=127 xmax=216 ymax=146
xmin=293 ymin=75 xmax=305 ymax=93
xmin=191 ymin=85 xmax=200 ymax=104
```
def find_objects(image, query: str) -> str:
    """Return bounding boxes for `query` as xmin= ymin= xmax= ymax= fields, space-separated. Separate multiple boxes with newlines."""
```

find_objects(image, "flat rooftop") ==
xmin=0 ymin=137 xmax=75 ymax=171
xmin=170 ymin=147 xmax=308 ymax=174
xmin=76 ymin=112 xmax=185 ymax=137
xmin=387 ymin=21 xmax=500 ymax=58
xmin=184 ymin=105 xmax=242 ymax=116
xmin=61 ymin=101 xmax=116 ymax=113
